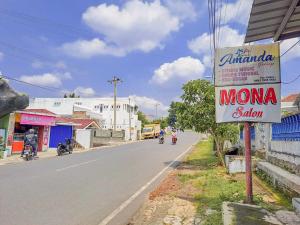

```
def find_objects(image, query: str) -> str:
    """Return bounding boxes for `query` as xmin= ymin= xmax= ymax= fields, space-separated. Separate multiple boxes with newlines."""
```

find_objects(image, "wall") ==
xmin=239 ymin=113 xmax=300 ymax=175
xmin=76 ymin=129 xmax=92 ymax=149
xmin=29 ymin=97 xmax=141 ymax=141
xmin=92 ymin=129 xmax=125 ymax=146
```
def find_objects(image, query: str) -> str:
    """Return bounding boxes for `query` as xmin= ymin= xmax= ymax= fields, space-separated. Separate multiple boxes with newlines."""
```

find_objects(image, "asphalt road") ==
xmin=0 ymin=131 xmax=200 ymax=225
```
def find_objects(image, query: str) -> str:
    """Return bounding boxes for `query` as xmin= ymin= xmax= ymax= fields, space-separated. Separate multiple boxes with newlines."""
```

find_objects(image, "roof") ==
xmin=245 ymin=0 xmax=300 ymax=43
xmin=55 ymin=117 xmax=101 ymax=129
xmin=24 ymin=108 xmax=56 ymax=115
xmin=281 ymin=93 xmax=299 ymax=102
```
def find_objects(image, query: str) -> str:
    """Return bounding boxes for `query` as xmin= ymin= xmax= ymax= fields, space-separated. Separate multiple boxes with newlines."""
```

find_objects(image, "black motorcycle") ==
xmin=159 ymin=136 xmax=164 ymax=144
xmin=23 ymin=144 xmax=34 ymax=161
xmin=57 ymin=139 xmax=73 ymax=156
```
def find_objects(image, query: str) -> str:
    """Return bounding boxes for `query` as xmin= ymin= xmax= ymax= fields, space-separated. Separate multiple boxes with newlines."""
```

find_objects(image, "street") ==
xmin=0 ymin=131 xmax=200 ymax=225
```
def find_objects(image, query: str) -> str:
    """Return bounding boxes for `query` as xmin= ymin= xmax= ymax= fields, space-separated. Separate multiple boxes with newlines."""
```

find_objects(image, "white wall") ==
xmin=76 ymin=129 xmax=92 ymax=149
xmin=29 ymin=97 xmax=141 ymax=141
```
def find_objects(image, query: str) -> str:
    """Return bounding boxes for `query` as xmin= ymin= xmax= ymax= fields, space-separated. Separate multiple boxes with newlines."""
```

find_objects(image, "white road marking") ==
xmin=56 ymin=159 xmax=98 ymax=172
xmin=98 ymin=140 xmax=199 ymax=225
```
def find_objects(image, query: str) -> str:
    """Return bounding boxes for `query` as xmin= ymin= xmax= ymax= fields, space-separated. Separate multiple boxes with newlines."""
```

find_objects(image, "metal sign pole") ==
xmin=244 ymin=122 xmax=253 ymax=203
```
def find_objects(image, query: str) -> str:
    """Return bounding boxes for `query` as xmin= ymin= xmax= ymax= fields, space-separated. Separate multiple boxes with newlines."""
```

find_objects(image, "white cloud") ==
xmin=61 ymin=38 xmax=125 ymax=58
xmin=32 ymin=60 xmax=67 ymax=70
xmin=20 ymin=73 xmax=62 ymax=87
xmin=74 ymin=86 xmax=96 ymax=97
xmin=217 ymin=0 xmax=252 ymax=26
xmin=151 ymin=56 xmax=205 ymax=85
xmin=63 ymin=0 xmax=181 ymax=58
xmin=0 ymin=52 xmax=4 ymax=61
xmin=163 ymin=0 xmax=197 ymax=21
xmin=19 ymin=72 xmax=71 ymax=87
xmin=130 ymin=95 xmax=168 ymax=115
xmin=188 ymin=26 xmax=244 ymax=55
xmin=280 ymin=38 xmax=300 ymax=62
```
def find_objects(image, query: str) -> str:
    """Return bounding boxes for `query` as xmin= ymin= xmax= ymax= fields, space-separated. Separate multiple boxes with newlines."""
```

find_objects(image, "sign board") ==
xmin=20 ymin=113 xmax=55 ymax=126
xmin=215 ymin=43 xmax=281 ymax=123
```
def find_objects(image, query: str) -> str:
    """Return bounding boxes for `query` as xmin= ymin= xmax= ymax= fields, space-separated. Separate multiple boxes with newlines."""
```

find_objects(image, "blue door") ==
xmin=49 ymin=125 xmax=72 ymax=148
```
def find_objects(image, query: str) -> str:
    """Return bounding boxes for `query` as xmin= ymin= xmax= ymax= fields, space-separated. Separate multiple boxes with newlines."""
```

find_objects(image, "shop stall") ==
xmin=12 ymin=110 xmax=56 ymax=154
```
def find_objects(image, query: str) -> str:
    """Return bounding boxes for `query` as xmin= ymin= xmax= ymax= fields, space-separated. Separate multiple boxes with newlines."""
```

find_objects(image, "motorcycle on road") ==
xmin=159 ymin=136 xmax=164 ymax=144
xmin=57 ymin=139 xmax=73 ymax=156
xmin=23 ymin=144 xmax=34 ymax=161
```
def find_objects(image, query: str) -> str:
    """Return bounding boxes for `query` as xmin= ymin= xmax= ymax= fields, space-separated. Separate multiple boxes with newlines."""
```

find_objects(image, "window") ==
xmin=75 ymin=102 xmax=82 ymax=105
xmin=100 ymin=104 xmax=103 ymax=113
xmin=54 ymin=102 xmax=61 ymax=106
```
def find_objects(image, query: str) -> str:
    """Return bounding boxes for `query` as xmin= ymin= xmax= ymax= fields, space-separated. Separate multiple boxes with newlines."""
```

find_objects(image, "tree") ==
xmin=153 ymin=118 xmax=168 ymax=129
xmin=137 ymin=111 xmax=149 ymax=128
xmin=293 ymin=94 xmax=300 ymax=112
xmin=175 ymin=79 xmax=239 ymax=166
xmin=63 ymin=92 xmax=80 ymax=98
xmin=167 ymin=101 xmax=181 ymax=127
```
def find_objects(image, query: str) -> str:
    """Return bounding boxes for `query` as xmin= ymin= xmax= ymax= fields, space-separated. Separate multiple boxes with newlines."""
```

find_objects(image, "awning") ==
xmin=245 ymin=0 xmax=300 ymax=43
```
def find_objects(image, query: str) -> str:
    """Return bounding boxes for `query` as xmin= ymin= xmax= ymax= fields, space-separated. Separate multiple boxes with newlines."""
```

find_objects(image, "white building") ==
xmin=28 ymin=97 xmax=141 ymax=141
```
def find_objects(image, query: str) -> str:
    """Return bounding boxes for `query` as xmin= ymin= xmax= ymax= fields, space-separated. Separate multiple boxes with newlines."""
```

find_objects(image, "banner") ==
xmin=215 ymin=43 xmax=281 ymax=123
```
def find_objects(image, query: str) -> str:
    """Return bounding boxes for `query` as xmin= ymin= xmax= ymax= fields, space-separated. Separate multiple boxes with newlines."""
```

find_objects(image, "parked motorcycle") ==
xmin=159 ymin=136 xmax=164 ymax=144
xmin=57 ymin=139 xmax=73 ymax=156
xmin=23 ymin=144 xmax=34 ymax=161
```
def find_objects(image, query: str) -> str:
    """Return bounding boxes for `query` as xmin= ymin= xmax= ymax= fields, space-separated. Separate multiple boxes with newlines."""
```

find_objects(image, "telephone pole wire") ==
xmin=108 ymin=76 xmax=122 ymax=131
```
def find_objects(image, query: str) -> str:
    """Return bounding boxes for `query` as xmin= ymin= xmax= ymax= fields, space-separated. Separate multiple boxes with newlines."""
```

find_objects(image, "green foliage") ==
xmin=137 ymin=111 xmax=149 ymax=128
xmin=64 ymin=92 xmax=80 ymax=98
xmin=179 ymin=140 xmax=292 ymax=225
xmin=174 ymin=79 xmax=239 ymax=165
xmin=167 ymin=101 xmax=182 ymax=127
xmin=152 ymin=118 xmax=168 ymax=129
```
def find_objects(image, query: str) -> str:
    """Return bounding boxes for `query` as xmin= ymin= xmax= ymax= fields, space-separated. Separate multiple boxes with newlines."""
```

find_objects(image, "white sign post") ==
xmin=215 ymin=43 xmax=281 ymax=123
xmin=214 ymin=43 xmax=281 ymax=203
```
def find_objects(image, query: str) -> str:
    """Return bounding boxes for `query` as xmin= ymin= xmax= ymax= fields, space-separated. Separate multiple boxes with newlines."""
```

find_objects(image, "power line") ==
xmin=0 ymin=9 xmax=93 ymax=37
xmin=282 ymin=74 xmax=300 ymax=85
xmin=280 ymin=39 xmax=300 ymax=57
xmin=1 ymin=75 xmax=62 ymax=92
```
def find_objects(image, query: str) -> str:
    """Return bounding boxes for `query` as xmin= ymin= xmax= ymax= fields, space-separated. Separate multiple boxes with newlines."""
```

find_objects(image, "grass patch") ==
xmin=178 ymin=139 xmax=292 ymax=225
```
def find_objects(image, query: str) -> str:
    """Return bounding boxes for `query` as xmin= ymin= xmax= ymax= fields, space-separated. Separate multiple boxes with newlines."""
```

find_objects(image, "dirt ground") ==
xmin=130 ymin=170 xmax=200 ymax=225
xmin=129 ymin=162 xmax=282 ymax=225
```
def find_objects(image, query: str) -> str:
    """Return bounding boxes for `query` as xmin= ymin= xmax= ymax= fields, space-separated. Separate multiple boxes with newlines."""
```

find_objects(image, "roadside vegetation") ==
xmin=177 ymin=139 xmax=292 ymax=225
xmin=170 ymin=79 xmax=239 ymax=166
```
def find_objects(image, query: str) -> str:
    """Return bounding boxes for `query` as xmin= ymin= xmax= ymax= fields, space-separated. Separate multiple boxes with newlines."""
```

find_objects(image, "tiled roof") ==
xmin=24 ymin=108 xmax=56 ymax=115
xmin=55 ymin=117 xmax=100 ymax=129
xmin=282 ymin=94 xmax=299 ymax=102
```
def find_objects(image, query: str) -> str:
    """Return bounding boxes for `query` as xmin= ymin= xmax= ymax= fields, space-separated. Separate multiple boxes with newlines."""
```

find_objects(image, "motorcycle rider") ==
xmin=171 ymin=128 xmax=177 ymax=144
xmin=22 ymin=129 xmax=38 ymax=157
xmin=159 ymin=129 xmax=165 ymax=137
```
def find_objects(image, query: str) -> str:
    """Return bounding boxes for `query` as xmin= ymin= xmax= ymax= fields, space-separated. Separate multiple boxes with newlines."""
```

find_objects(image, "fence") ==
xmin=240 ymin=126 xmax=255 ymax=140
xmin=272 ymin=113 xmax=300 ymax=141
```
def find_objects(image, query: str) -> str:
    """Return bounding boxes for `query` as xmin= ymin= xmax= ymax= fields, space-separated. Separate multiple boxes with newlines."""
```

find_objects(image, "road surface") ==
xmin=0 ymin=131 xmax=200 ymax=225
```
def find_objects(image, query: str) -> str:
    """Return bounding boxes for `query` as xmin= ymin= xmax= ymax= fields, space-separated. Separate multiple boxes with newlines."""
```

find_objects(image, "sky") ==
xmin=0 ymin=0 xmax=300 ymax=117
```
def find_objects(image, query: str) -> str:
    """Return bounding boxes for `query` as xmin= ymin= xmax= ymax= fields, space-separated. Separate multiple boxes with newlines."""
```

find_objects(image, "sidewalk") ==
xmin=0 ymin=140 xmax=140 ymax=166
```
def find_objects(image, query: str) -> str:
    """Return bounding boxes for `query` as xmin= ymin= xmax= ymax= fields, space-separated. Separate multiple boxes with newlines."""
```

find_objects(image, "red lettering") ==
xmin=251 ymin=88 xmax=264 ymax=104
xmin=220 ymin=89 xmax=236 ymax=105
xmin=232 ymin=106 xmax=263 ymax=119
xmin=237 ymin=88 xmax=250 ymax=105
xmin=264 ymin=87 xmax=277 ymax=104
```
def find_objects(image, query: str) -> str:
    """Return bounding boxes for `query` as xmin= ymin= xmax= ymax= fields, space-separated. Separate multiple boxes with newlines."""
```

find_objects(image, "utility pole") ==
xmin=154 ymin=103 xmax=160 ymax=119
xmin=244 ymin=122 xmax=253 ymax=203
xmin=128 ymin=97 xmax=132 ymax=141
xmin=108 ymin=76 xmax=122 ymax=131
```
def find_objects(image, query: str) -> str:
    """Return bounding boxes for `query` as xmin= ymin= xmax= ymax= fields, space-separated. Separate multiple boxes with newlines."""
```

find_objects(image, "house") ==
xmin=281 ymin=93 xmax=299 ymax=114
xmin=28 ymin=97 xmax=142 ymax=141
